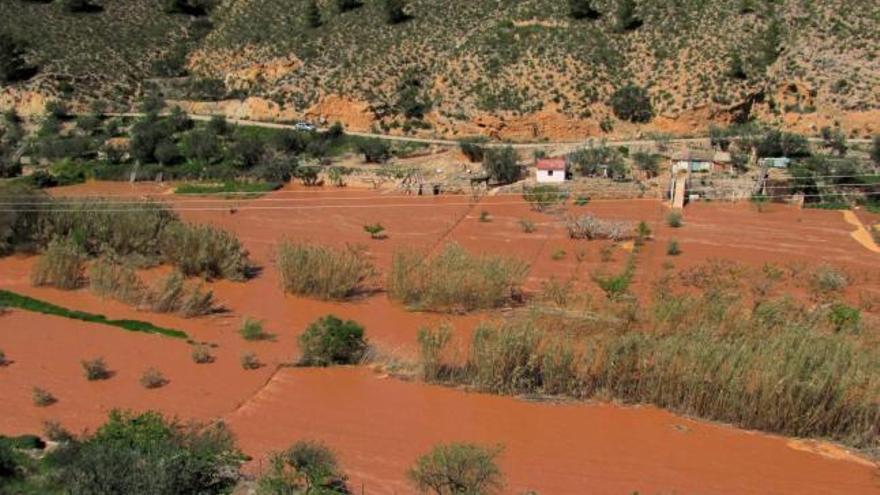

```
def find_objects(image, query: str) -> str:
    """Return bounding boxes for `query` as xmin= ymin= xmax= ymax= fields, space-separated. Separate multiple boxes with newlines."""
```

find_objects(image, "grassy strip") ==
xmin=175 ymin=181 xmax=282 ymax=196
xmin=0 ymin=289 xmax=188 ymax=340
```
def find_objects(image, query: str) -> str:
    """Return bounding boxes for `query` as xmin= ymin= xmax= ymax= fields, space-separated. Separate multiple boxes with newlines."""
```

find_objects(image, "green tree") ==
xmin=820 ymin=126 xmax=847 ymax=157
xmin=305 ymin=0 xmax=322 ymax=28
xmin=409 ymin=443 xmax=503 ymax=495
xmin=609 ymin=85 xmax=653 ymax=123
xmin=569 ymin=0 xmax=600 ymax=19
xmin=483 ymin=146 xmax=520 ymax=184
xmin=384 ymin=0 xmax=409 ymax=24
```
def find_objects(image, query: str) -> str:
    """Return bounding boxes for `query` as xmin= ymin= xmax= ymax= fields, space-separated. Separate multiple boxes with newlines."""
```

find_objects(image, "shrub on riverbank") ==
xmin=298 ymin=315 xmax=367 ymax=366
xmin=277 ymin=242 xmax=376 ymax=300
xmin=388 ymin=243 xmax=528 ymax=313
xmin=409 ymin=443 xmax=503 ymax=495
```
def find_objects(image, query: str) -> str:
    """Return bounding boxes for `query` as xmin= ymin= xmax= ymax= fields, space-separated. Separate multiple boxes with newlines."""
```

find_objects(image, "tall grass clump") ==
xmin=147 ymin=272 xmax=218 ymax=317
xmin=159 ymin=223 xmax=252 ymax=281
xmin=388 ymin=243 xmax=528 ymax=313
xmin=30 ymin=237 xmax=86 ymax=290
xmin=276 ymin=242 xmax=375 ymax=300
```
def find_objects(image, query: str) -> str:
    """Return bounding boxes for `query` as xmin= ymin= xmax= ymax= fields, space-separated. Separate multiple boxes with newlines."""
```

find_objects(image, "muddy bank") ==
xmin=226 ymin=367 xmax=879 ymax=495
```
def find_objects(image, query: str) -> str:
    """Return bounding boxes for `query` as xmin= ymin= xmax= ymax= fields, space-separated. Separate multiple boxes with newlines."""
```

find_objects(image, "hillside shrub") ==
xmin=666 ymin=239 xmax=681 ymax=256
xmin=298 ymin=315 xmax=367 ymax=366
xmin=409 ymin=443 xmax=503 ymax=495
xmin=609 ymin=85 xmax=653 ymax=123
xmin=388 ymin=243 xmax=528 ymax=313
xmin=277 ymin=242 xmax=375 ymax=300
xmin=30 ymin=237 xmax=85 ymax=290
xmin=459 ymin=139 xmax=485 ymax=162
xmin=569 ymin=0 xmax=600 ymax=20
xmin=357 ymin=139 xmax=391 ymax=163
xmin=240 ymin=352 xmax=260 ymax=370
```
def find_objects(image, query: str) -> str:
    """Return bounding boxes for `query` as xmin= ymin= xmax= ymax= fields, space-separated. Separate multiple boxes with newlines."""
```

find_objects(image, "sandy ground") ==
xmin=1 ymin=181 xmax=879 ymax=494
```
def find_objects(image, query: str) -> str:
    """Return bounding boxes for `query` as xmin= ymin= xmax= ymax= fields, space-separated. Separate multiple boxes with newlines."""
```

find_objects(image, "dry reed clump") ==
xmin=30 ymin=237 xmax=86 ymax=290
xmin=88 ymin=259 xmax=147 ymax=305
xmin=388 ymin=243 xmax=529 ymax=313
xmin=566 ymin=215 xmax=635 ymax=241
xmin=276 ymin=242 xmax=376 ymax=300
xmin=146 ymin=272 xmax=219 ymax=318
xmin=417 ymin=282 xmax=880 ymax=451
xmin=159 ymin=223 xmax=252 ymax=282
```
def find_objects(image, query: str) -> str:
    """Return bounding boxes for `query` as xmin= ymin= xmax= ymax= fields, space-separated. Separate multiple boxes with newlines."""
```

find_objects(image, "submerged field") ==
xmin=1 ymin=181 xmax=879 ymax=494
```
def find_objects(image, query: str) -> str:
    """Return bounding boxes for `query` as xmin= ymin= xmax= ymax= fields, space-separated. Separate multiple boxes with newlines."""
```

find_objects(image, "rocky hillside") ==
xmin=1 ymin=0 xmax=879 ymax=140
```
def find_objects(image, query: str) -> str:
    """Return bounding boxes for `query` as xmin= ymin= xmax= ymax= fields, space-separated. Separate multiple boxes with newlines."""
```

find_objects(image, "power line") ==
xmin=1 ymin=191 xmax=878 ymax=213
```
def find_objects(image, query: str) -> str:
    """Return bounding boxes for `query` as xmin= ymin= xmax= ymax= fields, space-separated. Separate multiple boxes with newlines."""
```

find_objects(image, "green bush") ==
xmin=828 ymin=303 xmax=860 ymax=333
xmin=48 ymin=410 xmax=243 ymax=494
xmin=363 ymin=223 xmax=386 ymax=240
xmin=409 ymin=443 xmax=503 ymax=495
xmin=277 ymin=242 xmax=376 ymax=300
xmin=459 ymin=139 xmax=485 ymax=162
xmin=357 ymin=139 xmax=391 ymax=163
xmin=388 ymin=243 xmax=528 ymax=313
xmin=30 ymin=236 xmax=85 ymax=290
xmin=298 ymin=315 xmax=367 ymax=366
xmin=666 ymin=240 xmax=681 ymax=256
xmin=666 ymin=211 xmax=683 ymax=228
xmin=240 ymin=318 xmax=270 ymax=341
xmin=257 ymin=441 xmax=348 ymax=495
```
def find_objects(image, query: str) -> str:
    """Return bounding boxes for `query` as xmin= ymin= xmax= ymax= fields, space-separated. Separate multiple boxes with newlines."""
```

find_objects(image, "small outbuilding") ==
xmin=671 ymin=150 xmax=716 ymax=174
xmin=536 ymin=158 xmax=566 ymax=183
xmin=759 ymin=157 xmax=792 ymax=169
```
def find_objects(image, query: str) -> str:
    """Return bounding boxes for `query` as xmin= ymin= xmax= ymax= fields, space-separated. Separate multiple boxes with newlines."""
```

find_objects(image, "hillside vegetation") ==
xmin=1 ymin=0 xmax=879 ymax=138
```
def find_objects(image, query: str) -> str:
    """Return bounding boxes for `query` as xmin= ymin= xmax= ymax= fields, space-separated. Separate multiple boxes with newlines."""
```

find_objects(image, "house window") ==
xmin=547 ymin=170 xmax=554 ymax=176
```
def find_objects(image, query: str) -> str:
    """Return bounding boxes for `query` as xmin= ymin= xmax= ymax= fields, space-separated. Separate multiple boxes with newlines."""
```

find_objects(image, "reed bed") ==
xmin=388 ymin=243 xmax=528 ymax=313
xmin=276 ymin=242 xmax=376 ymax=300
xmin=418 ymin=287 xmax=880 ymax=451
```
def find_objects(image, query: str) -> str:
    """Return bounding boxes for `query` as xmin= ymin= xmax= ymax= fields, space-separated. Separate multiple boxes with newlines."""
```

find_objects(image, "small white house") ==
xmin=536 ymin=158 xmax=566 ymax=183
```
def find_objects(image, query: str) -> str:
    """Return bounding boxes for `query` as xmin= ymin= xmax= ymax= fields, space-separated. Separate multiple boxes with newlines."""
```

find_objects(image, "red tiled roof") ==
xmin=536 ymin=158 xmax=566 ymax=171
